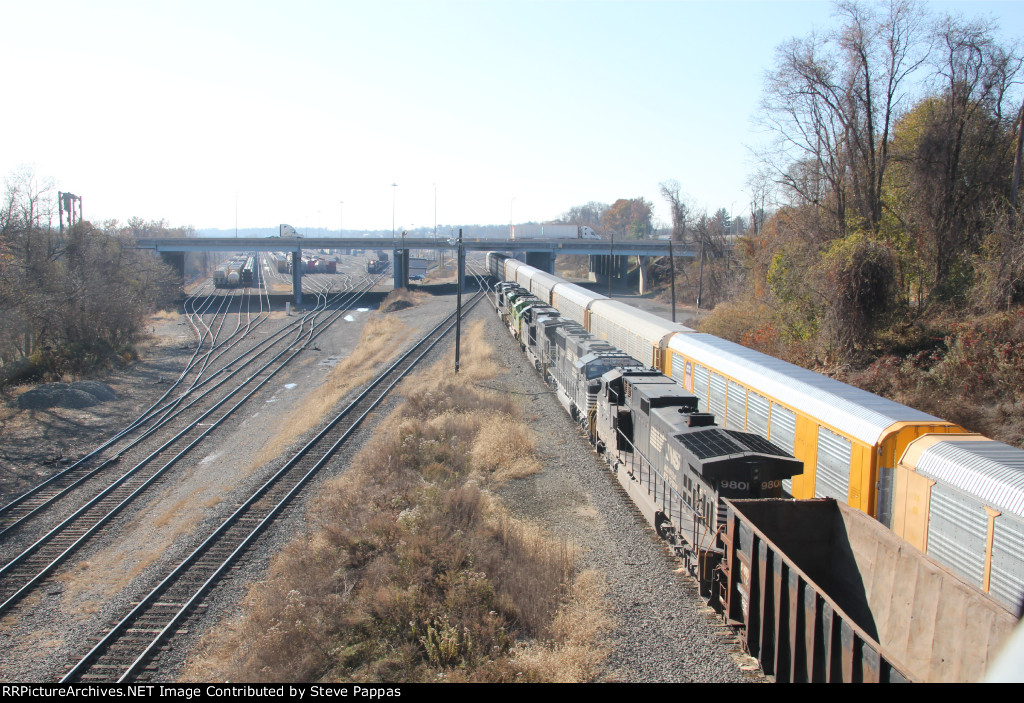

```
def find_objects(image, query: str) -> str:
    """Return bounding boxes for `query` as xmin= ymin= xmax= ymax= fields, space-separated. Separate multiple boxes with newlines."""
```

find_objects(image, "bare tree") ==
xmin=659 ymin=180 xmax=689 ymax=242
xmin=759 ymin=0 xmax=929 ymax=236
xmin=0 ymin=170 xmax=179 ymax=379
xmin=559 ymin=201 xmax=608 ymax=231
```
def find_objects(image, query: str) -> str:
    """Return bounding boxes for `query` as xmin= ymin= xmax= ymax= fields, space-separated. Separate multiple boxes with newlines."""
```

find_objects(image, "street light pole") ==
xmin=339 ymin=200 xmax=344 ymax=236
xmin=510 ymin=197 xmax=516 ymax=237
xmin=391 ymin=183 xmax=397 ymax=239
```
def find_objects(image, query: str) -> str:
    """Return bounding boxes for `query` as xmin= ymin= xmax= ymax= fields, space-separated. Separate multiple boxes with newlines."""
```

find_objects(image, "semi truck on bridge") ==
xmin=510 ymin=224 xmax=600 ymax=240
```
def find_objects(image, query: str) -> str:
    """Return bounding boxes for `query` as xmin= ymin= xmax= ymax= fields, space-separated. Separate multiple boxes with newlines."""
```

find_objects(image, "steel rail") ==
xmin=62 ymin=289 xmax=485 ymax=682
xmin=0 ymin=289 xmax=273 ymax=536
xmin=0 ymin=278 xmax=385 ymax=614
xmin=0 ymin=276 xmax=355 ymax=535
xmin=0 ymin=286 xmax=242 ymax=523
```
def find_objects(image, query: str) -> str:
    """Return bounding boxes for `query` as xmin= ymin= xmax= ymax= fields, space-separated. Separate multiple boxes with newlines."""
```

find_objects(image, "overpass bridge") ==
xmin=136 ymin=236 xmax=698 ymax=304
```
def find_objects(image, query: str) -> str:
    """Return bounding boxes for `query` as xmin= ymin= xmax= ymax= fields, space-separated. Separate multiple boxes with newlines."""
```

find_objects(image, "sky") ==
xmin=2 ymin=0 xmax=1022 ymax=234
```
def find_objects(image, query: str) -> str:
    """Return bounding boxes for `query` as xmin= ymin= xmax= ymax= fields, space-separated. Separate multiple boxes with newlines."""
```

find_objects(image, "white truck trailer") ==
xmin=510 ymin=224 xmax=599 ymax=240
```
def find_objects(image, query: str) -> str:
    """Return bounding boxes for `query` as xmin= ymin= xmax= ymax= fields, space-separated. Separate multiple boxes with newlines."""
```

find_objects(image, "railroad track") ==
xmin=0 ymin=284 xmax=271 ymax=537
xmin=0 ymin=270 xmax=382 ymax=534
xmin=0 ymin=277 xmax=383 ymax=615
xmin=61 ymin=288 xmax=485 ymax=682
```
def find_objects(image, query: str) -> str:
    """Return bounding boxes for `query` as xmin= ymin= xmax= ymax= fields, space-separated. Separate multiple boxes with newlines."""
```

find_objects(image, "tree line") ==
xmin=554 ymin=190 xmax=746 ymax=309
xmin=0 ymin=169 xmax=181 ymax=384
xmin=681 ymin=0 xmax=1024 ymax=443
xmin=738 ymin=0 xmax=1023 ymax=357
xmin=551 ymin=2 xmax=1024 ymax=441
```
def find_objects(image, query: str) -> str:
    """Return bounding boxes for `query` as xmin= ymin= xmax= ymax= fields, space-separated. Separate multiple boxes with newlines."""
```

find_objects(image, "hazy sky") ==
xmin=3 ymin=0 xmax=1022 ymax=233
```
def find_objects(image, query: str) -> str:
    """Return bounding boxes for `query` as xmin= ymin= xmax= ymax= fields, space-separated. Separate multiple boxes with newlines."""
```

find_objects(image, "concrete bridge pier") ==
xmin=291 ymin=250 xmax=303 ymax=306
xmin=393 ymin=248 xmax=410 ymax=288
xmin=638 ymin=256 xmax=651 ymax=295
xmin=525 ymin=251 xmax=554 ymax=273
xmin=159 ymin=252 xmax=185 ymax=284
xmin=589 ymin=254 xmax=630 ymax=291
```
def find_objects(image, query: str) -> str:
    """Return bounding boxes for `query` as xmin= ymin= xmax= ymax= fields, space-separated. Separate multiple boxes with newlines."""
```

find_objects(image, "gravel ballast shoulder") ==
xmin=478 ymin=301 xmax=760 ymax=683
xmin=0 ymin=280 xmax=763 ymax=684
xmin=164 ymin=289 xmax=762 ymax=683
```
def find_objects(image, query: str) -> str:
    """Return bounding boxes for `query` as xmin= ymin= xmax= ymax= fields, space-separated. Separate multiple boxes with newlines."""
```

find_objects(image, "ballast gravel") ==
xmin=0 ymin=280 xmax=762 ymax=684
xmin=479 ymin=303 xmax=760 ymax=683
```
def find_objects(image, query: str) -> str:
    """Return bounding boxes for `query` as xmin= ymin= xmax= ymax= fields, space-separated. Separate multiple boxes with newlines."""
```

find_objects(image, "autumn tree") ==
xmin=600 ymin=198 xmax=653 ymax=239
xmin=888 ymin=16 xmax=1022 ymax=303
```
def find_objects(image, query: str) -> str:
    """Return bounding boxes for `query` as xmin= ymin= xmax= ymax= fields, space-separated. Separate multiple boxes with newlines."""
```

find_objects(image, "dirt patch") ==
xmin=0 ymin=312 xmax=195 ymax=503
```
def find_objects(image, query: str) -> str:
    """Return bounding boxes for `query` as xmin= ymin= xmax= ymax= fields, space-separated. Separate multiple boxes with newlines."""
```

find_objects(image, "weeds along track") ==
xmin=0 ymin=275 xmax=385 ymax=617
xmin=61 ymin=289 xmax=486 ymax=683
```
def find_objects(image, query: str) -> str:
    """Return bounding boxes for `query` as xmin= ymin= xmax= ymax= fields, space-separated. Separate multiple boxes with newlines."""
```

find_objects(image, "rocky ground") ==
xmin=0 ymin=315 xmax=196 ymax=503
xmin=0 ymin=275 xmax=760 ymax=683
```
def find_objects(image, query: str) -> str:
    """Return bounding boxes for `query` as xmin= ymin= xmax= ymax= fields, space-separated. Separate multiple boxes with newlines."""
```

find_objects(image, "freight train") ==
xmin=494 ymin=277 xmax=803 ymax=586
xmin=265 ymin=252 xmax=339 ymax=275
xmin=486 ymin=252 xmax=1024 ymax=615
xmin=212 ymin=253 xmax=258 ymax=288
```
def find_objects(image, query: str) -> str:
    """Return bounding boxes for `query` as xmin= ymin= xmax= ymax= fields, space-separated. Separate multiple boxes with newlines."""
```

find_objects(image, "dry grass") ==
xmin=56 ymin=481 xmax=211 ymax=615
xmin=505 ymin=570 xmax=611 ymax=683
xmin=244 ymin=311 xmax=410 ymax=477
xmin=426 ymin=261 xmax=457 ymax=283
xmin=380 ymin=287 xmax=426 ymax=311
xmin=470 ymin=418 xmax=541 ymax=482
xmin=182 ymin=320 xmax=609 ymax=683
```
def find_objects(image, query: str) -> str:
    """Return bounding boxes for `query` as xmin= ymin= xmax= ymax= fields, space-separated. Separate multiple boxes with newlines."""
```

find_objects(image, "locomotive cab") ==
xmin=596 ymin=369 xmax=677 ymax=456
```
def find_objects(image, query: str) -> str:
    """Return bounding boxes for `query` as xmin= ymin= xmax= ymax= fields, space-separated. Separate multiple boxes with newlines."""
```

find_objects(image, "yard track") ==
xmin=61 ymin=289 xmax=485 ymax=682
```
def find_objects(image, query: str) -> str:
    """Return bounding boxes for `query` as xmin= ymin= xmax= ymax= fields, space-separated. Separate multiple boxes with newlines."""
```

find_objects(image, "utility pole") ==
xmin=607 ymin=233 xmax=613 ymax=297
xmin=391 ymin=183 xmax=397 ymax=238
xmin=696 ymin=236 xmax=706 ymax=310
xmin=669 ymin=239 xmax=676 ymax=323
xmin=455 ymin=228 xmax=464 ymax=374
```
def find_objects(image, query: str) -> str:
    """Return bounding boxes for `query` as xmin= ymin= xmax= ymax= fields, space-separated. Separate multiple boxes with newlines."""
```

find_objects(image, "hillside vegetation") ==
xmin=0 ymin=170 xmax=181 ymax=384
xmin=672 ymin=2 xmax=1024 ymax=447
